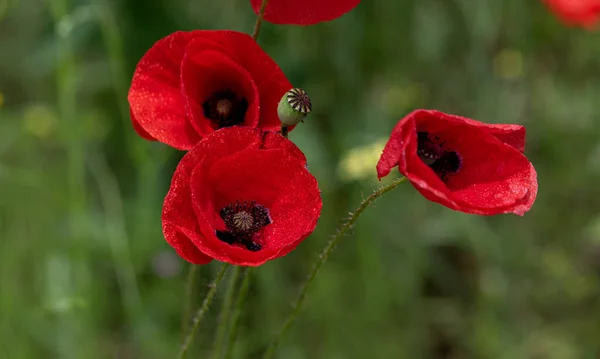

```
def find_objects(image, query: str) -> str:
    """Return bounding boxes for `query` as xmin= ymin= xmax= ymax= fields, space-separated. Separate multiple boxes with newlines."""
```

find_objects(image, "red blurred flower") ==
xmin=250 ymin=0 xmax=361 ymax=25
xmin=543 ymin=0 xmax=600 ymax=28
xmin=377 ymin=110 xmax=537 ymax=216
xmin=128 ymin=30 xmax=292 ymax=150
xmin=162 ymin=127 xmax=322 ymax=266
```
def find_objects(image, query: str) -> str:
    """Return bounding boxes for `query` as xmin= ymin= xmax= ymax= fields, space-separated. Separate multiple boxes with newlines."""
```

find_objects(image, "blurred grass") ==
xmin=2 ymin=0 xmax=600 ymax=358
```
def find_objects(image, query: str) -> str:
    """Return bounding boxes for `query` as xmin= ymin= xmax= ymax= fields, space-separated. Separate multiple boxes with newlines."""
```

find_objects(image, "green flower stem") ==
xmin=178 ymin=263 xmax=231 ymax=359
xmin=223 ymin=267 xmax=254 ymax=359
xmin=251 ymin=0 xmax=269 ymax=41
xmin=261 ymin=177 xmax=408 ymax=359
xmin=210 ymin=266 xmax=243 ymax=359
xmin=181 ymin=264 xmax=199 ymax=339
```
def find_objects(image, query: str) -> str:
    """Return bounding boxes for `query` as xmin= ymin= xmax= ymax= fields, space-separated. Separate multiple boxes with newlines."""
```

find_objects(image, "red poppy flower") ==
xmin=543 ymin=0 xmax=600 ymax=28
xmin=128 ymin=30 xmax=292 ymax=150
xmin=376 ymin=110 xmax=537 ymax=216
xmin=250 ymin=0 xmax=361 ymax=25
xmin=162 ymin=127 xmax=322 ymax=266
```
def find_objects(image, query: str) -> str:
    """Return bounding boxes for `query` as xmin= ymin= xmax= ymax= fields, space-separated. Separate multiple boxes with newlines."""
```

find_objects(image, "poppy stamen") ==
xmin=217 ymin=200 xmax=271 ymax=251
xmin=233 ymin=211 xmax=254 ymax=231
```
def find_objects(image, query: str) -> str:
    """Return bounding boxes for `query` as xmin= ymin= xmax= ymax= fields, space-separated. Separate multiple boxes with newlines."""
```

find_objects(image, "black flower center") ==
xmin=216 ymin=200 xmax=271 ymax=252
xmin=203 ymin=90 xmax=248 ymax=128
xmin=417 ymin=131 xmax=462 ymax=182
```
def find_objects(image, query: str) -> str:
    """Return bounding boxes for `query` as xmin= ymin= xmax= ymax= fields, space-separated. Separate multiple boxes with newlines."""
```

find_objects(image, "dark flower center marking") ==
xmin=417 ymin=131 xmax=462 ymax=182
xmin=203 ymin=90 xmax=248 ymax=128
xmin=216 ymin=200 xmax=271 ymax=251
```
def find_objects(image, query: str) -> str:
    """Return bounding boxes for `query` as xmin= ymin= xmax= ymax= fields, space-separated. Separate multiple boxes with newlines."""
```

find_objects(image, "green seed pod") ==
xmin=277 ymin=88 xmax=311 ymax=126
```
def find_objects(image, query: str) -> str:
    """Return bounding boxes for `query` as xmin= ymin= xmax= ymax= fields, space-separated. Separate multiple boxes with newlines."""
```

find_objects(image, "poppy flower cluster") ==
xmin=128 ymin=0 xmax=539 ymax=267
xmin=543 ymin=0 xmax=600 ymax=28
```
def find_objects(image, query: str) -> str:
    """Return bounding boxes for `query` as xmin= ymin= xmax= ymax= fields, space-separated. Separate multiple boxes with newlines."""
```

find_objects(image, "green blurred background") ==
xmin=2 ymin=0 xmax=600 ymax=358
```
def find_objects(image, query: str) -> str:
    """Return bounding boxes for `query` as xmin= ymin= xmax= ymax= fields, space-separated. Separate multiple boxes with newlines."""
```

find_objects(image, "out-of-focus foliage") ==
xmin=1 ymin=0 xmax=600 ymax=358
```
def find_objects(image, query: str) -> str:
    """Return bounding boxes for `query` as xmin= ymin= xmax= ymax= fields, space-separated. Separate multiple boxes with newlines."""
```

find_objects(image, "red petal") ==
xmin=190 ymin=127 xmax=307 ymax=168
xmin=128 ymin=31 xmax=202 ymax=150
xmin=261 ymin=129 xmax=308 ymax=163
xmin=250 ymin=0 xmax=361 ymax=25
xmin=181 ymin=48 xmax=260 ymax=136
xmin=184 ymin=31 xmax=291 ymax=131
xmin=130 ymin=109 xmax=156 ymax=141
xmin=162 ymin=147 xmax=214 ymax=263
xmin=543 ymin=0 xmax=600 ymax=28
xmin=377 ymin=110 xmax=537 ymax=216
xmin=162 ymin=222 xmax=213 ymax=264
xmin=190 ymin=149 xmax=321 ymax=266
xmin=436 ymin=112 xmax=526 ymax=152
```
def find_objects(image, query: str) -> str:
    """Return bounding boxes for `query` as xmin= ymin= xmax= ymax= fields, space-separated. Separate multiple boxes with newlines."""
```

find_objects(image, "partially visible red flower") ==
xmin=128 ymin=30 xmax=292 ymax=150
xmin=543 ymin=0 xmax=600 ymax=28
xmin=162 ymin=127 xmax=321 ymax=266
xmin=377 ymin=110 xmax=537 ymax=216
xmin=250 ymin=0 xmax=361 ymax=25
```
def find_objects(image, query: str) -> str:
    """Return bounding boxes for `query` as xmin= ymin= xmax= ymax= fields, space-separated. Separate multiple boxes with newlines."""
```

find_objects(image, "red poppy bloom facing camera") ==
xmin=543 ymin=0 xmax=600 ymax=28
xmin=250 ymin=0 xmax=361 ymax=25
xmin=162 ymin=127 xmax=322 ymax=266
xmin=128 ymin=30 xmax=292 ymax=150
xmin=377 ymin=110 xmax=537 ymax=216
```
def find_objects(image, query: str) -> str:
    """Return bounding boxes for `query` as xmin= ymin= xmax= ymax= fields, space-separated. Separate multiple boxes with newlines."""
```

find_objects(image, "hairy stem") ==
xmin=181 ymin=264 xmax=199 ymax=339
xmin=210 ymin=266 xmax=243 ymax=359
xmin=178 ymin=263 xmax=230 ymax=359
xmin=223 ymin=267 xmax=254 ymax=359
xmin=262 ymin=177 xmax=408 ymax=359
xmin=251 ymin=0 xmax=269 ymax=41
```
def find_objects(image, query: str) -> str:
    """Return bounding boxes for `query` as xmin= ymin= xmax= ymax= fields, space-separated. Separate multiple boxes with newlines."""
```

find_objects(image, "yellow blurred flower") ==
xmin=23 ymin=104 xmax=58 ymax=138
xmin=493 ymin=48 xmax=524 ymax=81
xmin=338 ymin=137 xmax=389 ymax=182
xmin=380 ymin=82 xmax=427 ymax=117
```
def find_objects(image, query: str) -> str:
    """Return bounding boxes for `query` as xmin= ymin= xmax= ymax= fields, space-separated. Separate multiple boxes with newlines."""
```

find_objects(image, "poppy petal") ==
xmin=128 ymin=31 xmax=202 ymax=150
xmin=183 ymin=31 xmax=291 ymax=132
xmin=377 ymin=109 xmax=537 ymax=216
xmin=162 ymin=127 xmax=319 ymax=266
xmin=543 ymin=0 xmax=600 ymax=28
xmin=188 ymin=149 xmax=320 ymax=266
xmin=180 ymin=49 xmax=260 ymax=136
xmin=250 ymin=0 xmax=362 ymax=25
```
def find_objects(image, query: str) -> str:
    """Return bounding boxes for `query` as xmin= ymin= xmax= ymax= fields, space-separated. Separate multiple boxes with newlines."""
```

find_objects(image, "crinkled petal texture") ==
xmin=128 ymin=30 xmax=292 ymax=150
xmin=377 ymin=110 xmax=538 ymax=216
xmin=163 ymin=127 xmax=321 ymax=266
xmin=251 ymin=0 xmax=361 ymax=25
xmin=544 ymin=0 xmax=600 ymax=28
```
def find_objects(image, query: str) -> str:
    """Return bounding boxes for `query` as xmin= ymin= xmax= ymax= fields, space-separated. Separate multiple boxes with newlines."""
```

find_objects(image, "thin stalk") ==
xmin=87 ymin=151 xmax=143 ymax=332
xmin=261 ymin=177 xmax=408 ymax=359
xmin=178 ymin=263 xmax=231 ymax=359
xmin=181 ymin=264 xmax=199 ymax=338
xmin=223 ymin=267 xmax=253 ymax=359
xmin=210 ymin=266 xmax=243 ymax=359
xmin=47 ymin=1 xmax=85 ymax=357
xmin=251 ymin=0 xmax=269 ymax=41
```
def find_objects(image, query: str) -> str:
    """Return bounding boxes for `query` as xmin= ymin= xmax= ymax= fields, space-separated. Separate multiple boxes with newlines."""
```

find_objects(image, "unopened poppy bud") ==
xmin=278 ymin=88 xmax=311 ymax=126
